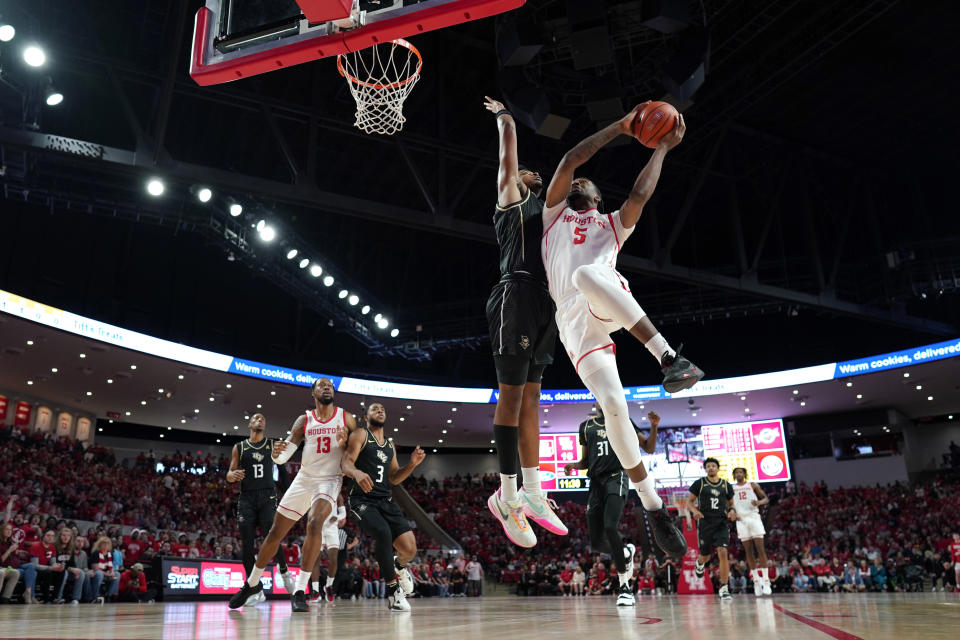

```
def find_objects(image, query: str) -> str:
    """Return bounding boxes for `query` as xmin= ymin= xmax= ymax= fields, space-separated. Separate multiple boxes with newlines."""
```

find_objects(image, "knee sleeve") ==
xmin=583 ymin=367 xmax=642 ymax=469
xmin=571 ymin=264 xmax=645 ymax=330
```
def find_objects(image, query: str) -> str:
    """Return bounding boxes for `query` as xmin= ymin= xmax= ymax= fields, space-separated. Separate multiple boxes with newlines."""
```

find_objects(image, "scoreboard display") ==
xmin=700 ymin=419 xmax=790 ymax=482
xmin=538 ymin=418 xmax=790 ymax=492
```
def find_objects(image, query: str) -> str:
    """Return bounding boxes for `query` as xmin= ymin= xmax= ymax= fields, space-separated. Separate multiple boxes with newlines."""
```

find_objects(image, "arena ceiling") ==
xmin=1 ymin=0 xmax=958 ymax=396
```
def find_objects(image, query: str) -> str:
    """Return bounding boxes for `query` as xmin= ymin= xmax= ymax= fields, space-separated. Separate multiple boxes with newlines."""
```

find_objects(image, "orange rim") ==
xmin=337 ymin=38 xmax=423 ymax=91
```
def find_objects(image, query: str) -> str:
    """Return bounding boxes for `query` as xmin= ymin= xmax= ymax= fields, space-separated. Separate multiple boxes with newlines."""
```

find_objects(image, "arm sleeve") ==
xmin=336 ymin=505 xmax=346 ymax=520
xmin=273 ymin=440 xmax=291 ymax=490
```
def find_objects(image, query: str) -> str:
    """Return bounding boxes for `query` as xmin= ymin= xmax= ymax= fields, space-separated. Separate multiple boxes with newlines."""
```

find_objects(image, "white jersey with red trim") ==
xmin=298 ymin=406 xmax=346 ymax=478
xmin=732 ymin=482 xmax=760 ymax=516
xmin=541 ymin=202 xmax=634 ymax=303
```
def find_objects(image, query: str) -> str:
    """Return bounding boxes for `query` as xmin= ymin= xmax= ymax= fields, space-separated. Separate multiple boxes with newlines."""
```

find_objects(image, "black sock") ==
xmin=387 ymin=581 xmax=399 ymax=595
xmin=395 ymin=558 xmax=406 ymax=570
xmin=493 ymin=424 xmax=519 ymax=475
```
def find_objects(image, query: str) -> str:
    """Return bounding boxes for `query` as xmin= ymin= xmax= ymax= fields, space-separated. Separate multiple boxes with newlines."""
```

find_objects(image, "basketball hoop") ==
xmin=337 ymin=38 xmax=422 ymax=136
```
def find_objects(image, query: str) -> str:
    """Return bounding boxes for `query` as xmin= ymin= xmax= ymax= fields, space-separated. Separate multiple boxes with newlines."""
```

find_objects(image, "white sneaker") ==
xmin=243 ymin=590 xmax=266 ymax=607
xmin=394 ymin=557 xmax=414 ymax=595
xmin=488 ymin=489 xmax=537 ymax=548
xmin=754 ymin=579 xmax=763 ymax=597
xmin=762 ymin=579 xmax=772 ymax=596
xmin=719 ymin=585 xmax=732 ymax=600
xmin=387 ymin=588 xmax=411 ymax=611
xmin=518 ymin=488 xmax=568 ymax=536
xmin=624 ymin=543 xmax=636 ymax=577
xmin=616 ymin=585 xmax=635 ymax=607
xmin=280 ymin=570 xmax=295 ymax=595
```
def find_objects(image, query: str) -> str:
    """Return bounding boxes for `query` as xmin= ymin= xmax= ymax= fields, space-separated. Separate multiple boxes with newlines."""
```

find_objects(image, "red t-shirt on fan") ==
xmin=284 ymin=546 xmax=300 ymax=566
xmin=172 ymin=544 xmax=189 ymax=558
xmin=29 ymin=542 xmax=55 ymax=565
xmin=126 ymin=542 xmax=142 ymax=563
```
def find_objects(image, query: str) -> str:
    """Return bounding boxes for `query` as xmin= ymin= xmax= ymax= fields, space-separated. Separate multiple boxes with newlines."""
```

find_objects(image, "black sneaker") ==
xmin=661 ymin=345 xmax=704 ymax=394
xmin=694 ymin=561 xmax=705 ymax=578
xmin=644 ymin=505 xmax=687 ymax=559
xmin=291 ymin=590 xmax=308 ymax=613
xmin=228 ymin=581 xmax=262 ymax=609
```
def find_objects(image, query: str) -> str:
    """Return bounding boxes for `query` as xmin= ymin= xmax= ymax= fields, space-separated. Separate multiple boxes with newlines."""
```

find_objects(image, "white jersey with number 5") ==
xmin=542 ymin=203 xmax=635 ymax=303
xmin=299 ymin=407 xmax=345 ymax=478
xmin=733 ymin=482 xmax=760 ymax=516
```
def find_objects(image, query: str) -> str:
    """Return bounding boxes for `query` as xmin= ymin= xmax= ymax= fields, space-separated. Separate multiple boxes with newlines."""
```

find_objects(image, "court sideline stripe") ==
xmin=773 ymin=603 xmax=865 ymax=640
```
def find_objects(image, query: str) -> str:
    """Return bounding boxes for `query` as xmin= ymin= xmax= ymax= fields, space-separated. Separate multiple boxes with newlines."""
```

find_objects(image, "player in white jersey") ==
xmin=731 ymin=467 xmax=771 ymax=595
xmin=229 ymin=378 xmax=353 ymax=613
xmin=540 ymin=103 xmax=702 ymax=559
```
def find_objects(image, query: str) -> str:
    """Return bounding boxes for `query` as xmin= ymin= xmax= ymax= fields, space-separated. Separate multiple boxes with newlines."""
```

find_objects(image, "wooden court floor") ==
xmin=0 ymin=593 xmax=957 ymax=639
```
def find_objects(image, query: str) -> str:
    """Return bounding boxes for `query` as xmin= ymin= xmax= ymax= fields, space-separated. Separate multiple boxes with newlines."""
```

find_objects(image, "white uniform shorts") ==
xmin=555 ymin=285 xmax=625 ymax=378
xmin=322 ymin=518 xmax=340 ymax=549
xmin=735 ymin=512 xmax=766 ymax=540
xmin=277 ymin=473 xmax=341 ymax=521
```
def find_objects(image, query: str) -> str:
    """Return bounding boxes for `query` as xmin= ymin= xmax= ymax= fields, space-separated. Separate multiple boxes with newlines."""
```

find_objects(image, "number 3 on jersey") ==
xmin=573 ymin=226 xmax=588 ymax=244
xmin=375 ymin=465 xmax=384 ymax=484
xmin=316 ymin=437 xmax=331 ymax=454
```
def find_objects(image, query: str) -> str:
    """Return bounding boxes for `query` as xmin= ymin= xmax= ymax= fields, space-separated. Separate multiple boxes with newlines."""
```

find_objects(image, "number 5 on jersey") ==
xmin=573 ymin=226 xmax=588 ymax=244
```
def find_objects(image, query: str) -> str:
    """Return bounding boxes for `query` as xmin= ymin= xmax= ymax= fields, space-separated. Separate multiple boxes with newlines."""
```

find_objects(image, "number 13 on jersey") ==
xmin=316 ymin=437 xmax=331 ymax=454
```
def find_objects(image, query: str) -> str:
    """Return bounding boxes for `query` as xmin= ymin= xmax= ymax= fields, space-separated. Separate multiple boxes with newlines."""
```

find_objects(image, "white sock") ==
xmin=521 ymin=467 xmax=542 ymax=501
xmin=500 ymin=474 xmax=518 ymax=503
xmin=294 ymin=571 xmax=311 ymax=594
xmin=760 ymin=567 xmax=769 ymax=582
xmin=632 ymin=474 xmax=663 ymax=510
xmin=312 ymin=581 xmax=320 ymax=593
xmin=644 ymin=333 xmax=674 ymax=363
xmin=326 ymin=575 xmax=335 ymax=587
xmin=247 ymin=566 xmax=264 ymax=588
xmin=619 ymin=571 xmax=631 ymax=587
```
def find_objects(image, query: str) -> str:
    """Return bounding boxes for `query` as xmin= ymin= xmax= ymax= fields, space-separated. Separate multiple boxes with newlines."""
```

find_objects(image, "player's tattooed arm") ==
xmin=272 ymin=414 xmax=306 ymax=464
xmin=390 ymin=446 xmax=426 ymax=485
xmin=619 ymin=114 xmax=685 ymax=229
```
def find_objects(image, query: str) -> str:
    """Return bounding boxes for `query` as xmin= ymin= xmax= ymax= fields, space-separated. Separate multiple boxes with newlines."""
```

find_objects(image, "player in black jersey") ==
xmin=565 ymin=406 xmax=660 ymax=607
xmin=342 ymin=402 xmax=425 ymax=612
xmin=686 ymin=457 xmax=737 ymax=599
xmin=226 ymin=413 xmax=295 ymax=604
xmin=483 ymin=96 xmax=566 ymax=549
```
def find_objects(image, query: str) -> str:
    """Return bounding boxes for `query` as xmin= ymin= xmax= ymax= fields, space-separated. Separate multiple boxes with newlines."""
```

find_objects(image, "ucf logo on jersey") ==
xmin=711 ymin=488 xmax=719 ymax=496
xmin=251 ymin=452 xmax=264 ymax=462
xmin=377 ymin=450 xmax=388 ymax=463
xmin=596 ymin=428 xmax=606 ymax=438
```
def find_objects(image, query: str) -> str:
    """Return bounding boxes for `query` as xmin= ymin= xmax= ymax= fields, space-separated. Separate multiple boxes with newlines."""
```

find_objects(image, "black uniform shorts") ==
xmin=237 ymin=488 xmax=277 ymax=530
xmin=349 ymin=497 xmax=411 ymax=540
xmin=697 ymin=518 xmax=730 ymax=555
xmin=486 ymin=278 xmax=557 ymax=385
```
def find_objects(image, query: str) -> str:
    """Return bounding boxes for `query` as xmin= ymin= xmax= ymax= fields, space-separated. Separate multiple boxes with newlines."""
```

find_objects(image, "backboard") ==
xmin=190 ymin=0 xmax=525 ymax=86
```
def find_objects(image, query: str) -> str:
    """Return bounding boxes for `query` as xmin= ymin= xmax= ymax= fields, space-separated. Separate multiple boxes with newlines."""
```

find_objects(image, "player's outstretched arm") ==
xmin=341 ymin=428 xmax=373 ymax=492
xmin=390 ymin=446 xmax=426 ymax=485
xmin=637 ymin=412 xmax=659 ymax=454
xmin=484 ymin=96 xmax=524 ymax=207
xmin=226 ymin=444 xmax=244 ymax=483
xmin=618 ymin=114 xmax=685 ymax=229
xmin=545 ymin=104 xmax=643 ymax=208
xmin=272 ymin=414 xmax=306 ymax=465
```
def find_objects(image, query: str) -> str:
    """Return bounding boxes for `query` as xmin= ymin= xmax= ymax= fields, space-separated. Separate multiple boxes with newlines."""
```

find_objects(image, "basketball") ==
xmin=633 ymin=101 xmax=679 ymax=148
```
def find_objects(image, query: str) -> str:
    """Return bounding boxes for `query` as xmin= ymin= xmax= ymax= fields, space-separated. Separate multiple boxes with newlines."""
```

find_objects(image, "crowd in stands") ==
xmin=2 ymin=425 xmax=958 ymax=605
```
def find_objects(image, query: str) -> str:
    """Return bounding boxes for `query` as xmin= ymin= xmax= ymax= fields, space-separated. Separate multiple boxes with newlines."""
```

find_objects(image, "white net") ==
xmin=337 ymin=39 xmax=422 ymax=136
